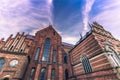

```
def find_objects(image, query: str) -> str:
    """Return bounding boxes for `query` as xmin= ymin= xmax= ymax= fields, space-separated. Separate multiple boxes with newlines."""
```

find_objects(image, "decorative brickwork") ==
xmin=0 ymin=23 xmax=120 ymax=80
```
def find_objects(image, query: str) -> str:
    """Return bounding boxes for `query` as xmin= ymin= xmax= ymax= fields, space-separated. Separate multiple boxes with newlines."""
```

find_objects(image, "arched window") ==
xmin=64 ymin=54 xmax=67 ymax=63
xmin=53 ymin=50 xmax=57 ymax=62
xmin=42 ymin=38 xmax=51 ymax=61
xmin=65 ymin=69 xmax=69 ymax=80
xmin=82 ymin=55 xmax=92 ymax=73
xmin=0 ymin=58 xmax=5 ymax=71
xmin=34 ymin=48 xmax=40 ymax=60
xmin=29 ymin=68 xmax=35 ymax=80
xmin=3 ymin=78 xmax=9 ymax=80
xmin=51 ymin=69 xmax=55 ymax=80
xmin=39 ymin=68 xmax=46 ymax=80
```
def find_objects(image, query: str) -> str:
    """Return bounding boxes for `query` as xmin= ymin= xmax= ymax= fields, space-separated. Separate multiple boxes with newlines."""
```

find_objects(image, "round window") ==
xmin=10 ymin=60 xmax=18 ymax=67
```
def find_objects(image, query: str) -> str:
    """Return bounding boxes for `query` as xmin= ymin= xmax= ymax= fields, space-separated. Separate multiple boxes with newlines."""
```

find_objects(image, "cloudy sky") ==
xmin=0 ymin=0 xmax=120 ymax=44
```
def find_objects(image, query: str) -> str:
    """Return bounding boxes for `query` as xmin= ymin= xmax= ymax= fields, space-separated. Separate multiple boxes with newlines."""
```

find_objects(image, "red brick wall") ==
xmin=25 ymin=26 xmax=70 ymax=80
xmin=69 ymin=33 xmax=118 ymax=80
xmin=0 ymin=52 xmax=28 ymax=80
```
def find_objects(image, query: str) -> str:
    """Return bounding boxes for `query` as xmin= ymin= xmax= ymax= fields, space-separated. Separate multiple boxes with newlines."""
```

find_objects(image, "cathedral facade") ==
xmin=0 ymin=22 xmax=120 ymax=80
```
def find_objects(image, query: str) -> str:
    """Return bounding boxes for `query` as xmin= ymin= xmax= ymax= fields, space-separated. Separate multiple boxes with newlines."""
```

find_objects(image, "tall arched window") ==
xmin=64 ymin=54 xmax=67 ymax=63
xmin=42 ymin=38 xmax=51 ymax=61
xmin=0 ymin=58 xmax=5 ymax=71
xmin=51 ymin=69 xmax=55 ymax=80
xmin=53 ymin=50 xmax=57 ymax=62
xmin=65 ymin=69 xmax=69 ymax=80
xmin=39 ymin=68 xmax=46 ymax=80
xmin=29 ymin=68 xmax=35 ymax=80
xmin=82 ymin=55 xmax=92 ymax=73
xmin=34 ymin=48 xmax=40 ymax=60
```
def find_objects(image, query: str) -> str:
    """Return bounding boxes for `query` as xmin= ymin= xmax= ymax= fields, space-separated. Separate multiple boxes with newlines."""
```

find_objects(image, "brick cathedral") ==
xmin=0 ymin=22 xmax=120 ymax=80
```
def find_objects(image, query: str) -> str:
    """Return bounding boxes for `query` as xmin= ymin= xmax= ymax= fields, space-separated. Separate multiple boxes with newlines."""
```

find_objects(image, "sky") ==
xmin=0 ymin=0 xmax=120 ymax=44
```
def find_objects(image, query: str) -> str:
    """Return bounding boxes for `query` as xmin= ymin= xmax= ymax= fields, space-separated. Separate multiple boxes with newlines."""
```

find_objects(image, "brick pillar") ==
xmin=47 ymin=65 xmax=52 ymax=80
xmin=39 ymin=44 xmax=44 ymax=61
xmin=49 ymin=45 xmax=53 ymax=62
xmin=58 ymin=47 xmax=63 ymax=80
xmin=59 ymin=66 xmax=63 ymax=80
xmin=34 ymin=64 xmax=41 ymax=80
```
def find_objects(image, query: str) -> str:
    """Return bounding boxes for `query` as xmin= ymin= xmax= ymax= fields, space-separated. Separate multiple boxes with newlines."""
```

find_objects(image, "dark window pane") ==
xmin=40 ymin=68 xmax=46 ymax=80
xmin=64 ymin=54 xmax=67 ymax=63
xmin=65 ymin=69 xmax=69 ymax=80
xmin=51 ymin=69 xmax=55 ymax=80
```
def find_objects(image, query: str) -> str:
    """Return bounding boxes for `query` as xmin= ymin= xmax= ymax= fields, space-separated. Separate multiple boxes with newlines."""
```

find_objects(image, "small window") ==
xmin=53 ymin=50 xmax=57 ymax=62
xmin=51 ymin=69 xmax=55 ymax=80
xmin=64 ymin=54 xmax=67 ymax=64
xmin=65 ymin=69 xmax=69 ymax=80
xmin=34 ymin=48 xmax=40 ymax=60
xmin=0 ymin=58 xmax=5 ymax=71
xmin=29 ymin=68 xmax=35 ymax=80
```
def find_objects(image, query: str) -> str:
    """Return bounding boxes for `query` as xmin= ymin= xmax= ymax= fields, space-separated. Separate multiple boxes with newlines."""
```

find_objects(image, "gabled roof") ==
xmin=36 ymin=25 xmax=61 ymax=38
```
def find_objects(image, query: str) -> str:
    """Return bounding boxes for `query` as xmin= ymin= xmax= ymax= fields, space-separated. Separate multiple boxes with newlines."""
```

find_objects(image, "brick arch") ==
xmin=3 ymin=78 xmax=9 ymax=80
xmin=2 ymin=75 xmax=11 ymax=80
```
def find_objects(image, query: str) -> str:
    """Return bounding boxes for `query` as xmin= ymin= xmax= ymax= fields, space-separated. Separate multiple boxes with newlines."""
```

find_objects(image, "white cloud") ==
xmin=82 ymin=0 xmax=95 ymax=36
xmin=92 ymin=0 xmax=120 ymax=40
xmin=0 ymin=0 xmax=53 ymax=40
xmin=62 ymin=35 xmax=79 ymax=45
